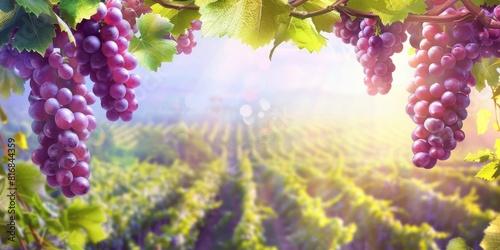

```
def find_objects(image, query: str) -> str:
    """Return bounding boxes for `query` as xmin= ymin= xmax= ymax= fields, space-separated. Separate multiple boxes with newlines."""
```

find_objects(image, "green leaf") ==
xmin=0 ymin=177 xmax=8 ymax=212
xmin=286 ymin=17 xmax=326 ymax=52
xmin=298 ymin=0 xmax=340 ymax=33
xmin=471 ymin=57 xmax=500 ymax=92
xmin=16 ymin=0 xmax=53 ymax=16
xmin=0 ymin=67 xmax=25 ymax=99
xmin=16 ymin=162 xmax=46 ymax=200
xmin=0 ymin=0 xmax=15 ymax=13
xmin=0 ymin=9 xmax=56 ymax=54
xmin=481 ymin=215 xmax=500 ymax=249
xmin=66 ymin=200 xmax=107 ymax=243
xmin=447 ymin=237 xmax=473 ymax=250
xmin=129 ymin=13 xmax=177 ymax=71
xmin=151 ymin=3 xmax=200 ymax=37
xmin=347 ymin=0 xmax=427 ymax=25
xmin=475 ymin=161 xmax=500 ymax=181
xmin=67 ymin=230 xmax=86 ymax=250
xmin=465 ymin=149 xmax=492 ymax=163
xmin=269 ymin=16 xmax=290 ymax=60
xmin=495 ymin=139 xmax=500 ymax=158
xmin=58 ymin=0 xmax=100 ymax=28
xmin=477 ymin=109 xmax=492 ymax=135
xmin=195 ymin=0 xmax=218 ymax=7
xmin=199 ymin=0 xmax=289 ymax=49
xmin=52 ymin=12 xmax=75 ymax=43
xmin=0 ymin=105 xmax=8 ymax=123
xmin=14 ymin=132 xmax=28 ymax=150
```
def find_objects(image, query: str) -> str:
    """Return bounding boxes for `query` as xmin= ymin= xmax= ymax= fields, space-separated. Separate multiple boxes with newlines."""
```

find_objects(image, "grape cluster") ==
xmin=71 ymin=0 xmax=140 ymax=122
xmin=164 ymin=20 xmax=202 ymax=55
xmin=1 ymin=31 xmax=94 ymax=197
xmin=406 ymin=14 xmax=475 ymax=168
xmin=334 ymin=13 xmax=407 ymax=95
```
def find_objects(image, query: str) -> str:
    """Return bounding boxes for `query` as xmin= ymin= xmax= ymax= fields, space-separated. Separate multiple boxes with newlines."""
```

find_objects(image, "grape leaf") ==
xmin=286 ymin=17 xmax=326 ymax=52
xmin=199 ymin=0 xmax=289 ymax=49
xmin=0 ymin=67 xmax=25 ymax=99
xmin=16 ymin=0 xmax=52 ymax=17
xmin=66 ymin=200 xmax=107 ymax=243
xmin=270 ymin=15 xmax=327 ymax=59
xmin=15 ymin=163 xmax=45 ymax=200
xmin=129 ymin=13 xmax=177 ymax=71
xmin=477 ymin=109 xmax=492 ymax=135
xmin=471 ymin=57 xmax=500 ymax=92
xmin=195 ymin=0 xmax=218 ymax=7
xmin=151 ymin=3 xmax=200 ymax=37
xmin=58 ymin=0 xmax=100 ymax=28
xmin=0 ymin=0 xmax=15 ymax=13
xmin=475 ymin=161 xmax=500 ymax=181
xmin=446 ymin=238 xmax=472 ymax=250
xmin=67 ymin=230 xmax=86 ymax=250
xmin=481 ymin=215 xmax=500 ymax=249
xmin=298 ymin=0 xmax=340 ymax=33
xmin=347 ymin=0 xmax=427 ymax=25
xmin=465 ymin=149 xmax=492 ymax=163
xmin=14 ymin=132 xmax=28 ymax=150
xmin=52 ymin=12 xmax=75 ymax=43
xmin=0 ymin=9 xmax=56 ymax=55
xmin=495 ymin=139 xmax=500 ymax=158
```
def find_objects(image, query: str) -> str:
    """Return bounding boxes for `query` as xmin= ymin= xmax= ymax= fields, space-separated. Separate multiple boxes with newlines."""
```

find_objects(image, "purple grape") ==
xmin=55 ymin=108 xmax=75 ymax=130
xmin=58 ymin=130 xmax=79 ymax=151
xmin=70 ymin=177 xmax=90 ymax=195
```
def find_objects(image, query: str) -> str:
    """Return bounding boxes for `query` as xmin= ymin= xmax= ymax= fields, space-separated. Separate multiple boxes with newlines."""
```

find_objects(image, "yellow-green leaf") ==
xmin=465 ymin=149 xmax=492 ymax=163
xmin=471 ymin=57 xmax=500 ymax=92
xmin=0 ymin=105 xmax=7 ymax=123
xmin=14 ymin=132 xmax=28 ymax=150
xmin=52 ymin=12 xmax=75 ymax=43
xmin=67 ymin=230 xmax=86 ymax=250
xmin=58 ymin=0 xmax=100 ymax=28
xmin=475 ymin=161 xmax=500 ymax=181
xmin=446 ymin=237 xmax=473 ymax=250
xmin=481 ymin=215 xmax=500 ymax=249
xmin=347 ymin=0 xmax=427 ymax=25
xmin=199 ymin=0 xmax=289 ymax=49
xmin=0 ymin=67 xmax=25 ymax=99
xmin=477 ymin=109 xmax=492 ymax=135
xmin=286 ymin=17 xmax=326 ymax=52
xmin=129 ymin=13 xmax=177 ymax=71
xmin=67 ymin=200 xmax=107 ymax=243
xmin=495 ymin=139 xmax=500 ymax=158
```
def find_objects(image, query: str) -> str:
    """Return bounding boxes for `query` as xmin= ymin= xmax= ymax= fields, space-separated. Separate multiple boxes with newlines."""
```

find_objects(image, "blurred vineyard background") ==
xmin=1 ymin=90 xmax=498 ymax=249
